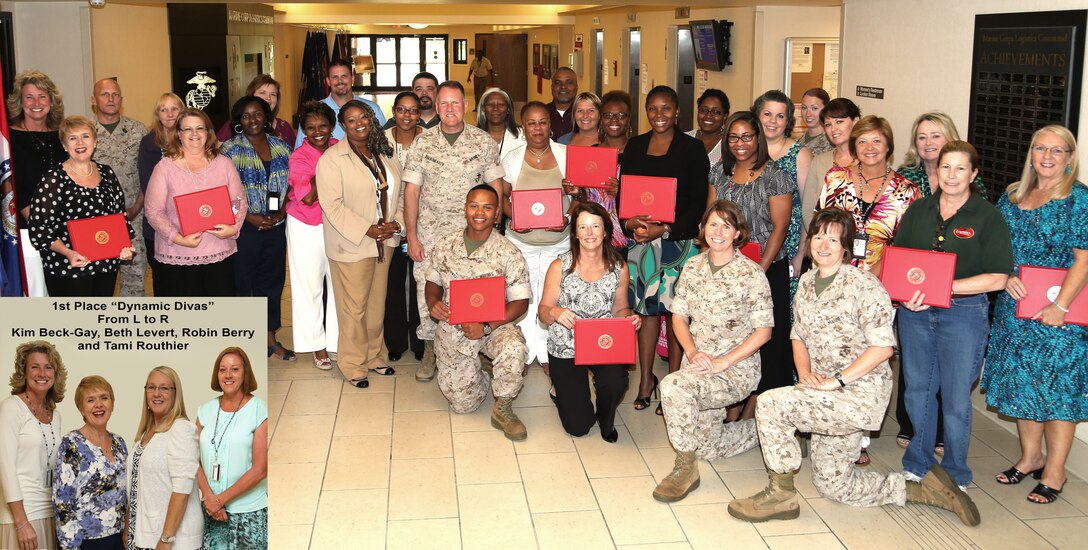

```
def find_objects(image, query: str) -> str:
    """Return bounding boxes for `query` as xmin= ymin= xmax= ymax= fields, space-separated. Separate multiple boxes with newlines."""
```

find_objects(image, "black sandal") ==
xmin=1027 ymin=482 xmax=1063 ymax=504
xmin=633 ymin=374 xmax=659 ymax=411
xmin=267 ymin=342 xmax=297 ymax=362
xmin=996 ymin=466 xmax=1043 ymax=485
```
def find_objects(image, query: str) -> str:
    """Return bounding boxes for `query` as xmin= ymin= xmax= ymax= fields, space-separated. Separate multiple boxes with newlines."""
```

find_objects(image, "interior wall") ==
xmin=2 ymin=0 xmax=93 ymax=118
xmin=752 ymin=5 xmax=841 ymax=100
xmin=89 ymin=2 xmax=172 ymax=127
xmin=842 ymin=0 xmax=1088 ymax=457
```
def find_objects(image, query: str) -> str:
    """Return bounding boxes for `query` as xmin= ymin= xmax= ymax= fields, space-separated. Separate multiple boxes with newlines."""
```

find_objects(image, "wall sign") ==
xmin=855 ymin=85 xmax=884 ymax=99
xmin=968 ymin=10 xmax=1086 ymax=200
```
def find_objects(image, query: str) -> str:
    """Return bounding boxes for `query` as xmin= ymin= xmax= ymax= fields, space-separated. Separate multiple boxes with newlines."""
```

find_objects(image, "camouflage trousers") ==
xmin=412 ymin=257 xmax=438 ymax=340
xmin=435 ymin=323 xmax=527 ymax=413
xmin=660 ymin=364 xmax=761 ymax=460
xmin=756 ymin=383 xmax=907 ymax=507
xmin=117 ymin=217 xmax=146 ymax=297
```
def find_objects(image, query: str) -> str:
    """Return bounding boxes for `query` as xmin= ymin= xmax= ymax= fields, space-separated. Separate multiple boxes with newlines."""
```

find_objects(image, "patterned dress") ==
xmin=818 ymin=167 xmax=921 ymax=272
xmin=773 ymin=141 xmax=804 ymax=266
xmin=982 ymin=185 xmax=1088 ymax=421
xmin=52 ymin=431 xmax=127 ymax=550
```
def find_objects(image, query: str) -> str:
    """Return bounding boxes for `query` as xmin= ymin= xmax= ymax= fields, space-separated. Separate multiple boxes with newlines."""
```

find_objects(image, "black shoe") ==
xmin=601 ymin=428 xmax=619 ymax=443
xmin=389 ymin=351 xmax=403 ymax=362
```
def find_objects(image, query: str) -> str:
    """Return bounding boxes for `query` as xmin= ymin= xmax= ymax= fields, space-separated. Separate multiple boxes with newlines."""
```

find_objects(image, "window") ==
xmin=350 ymin=34 xmax=448 ymax=91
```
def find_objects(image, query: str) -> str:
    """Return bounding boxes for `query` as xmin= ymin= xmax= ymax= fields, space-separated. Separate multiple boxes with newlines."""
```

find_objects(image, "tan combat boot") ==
xmin=415 ymin=341 xmax=436 ymax=382
xmin=727 ymin=470 xmax=801 ymax=522
xmin=906 ymin=465 xmax=980 ymax=526
xmin=653 ymin=451 xmax=700 ymax=502
xmin=491 ymin=397 xmax=527 ymax=441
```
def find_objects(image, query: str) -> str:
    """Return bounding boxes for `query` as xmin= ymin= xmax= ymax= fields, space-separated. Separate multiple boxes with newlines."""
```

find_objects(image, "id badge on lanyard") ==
xmin=853 ymin=233 xmax=869 ymax=260
xmin=266 ymin=190 xmax=281 ymax=212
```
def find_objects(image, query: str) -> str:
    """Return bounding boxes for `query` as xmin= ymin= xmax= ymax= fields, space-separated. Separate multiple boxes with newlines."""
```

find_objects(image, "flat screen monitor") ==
xmin=690 ymin=20 xmax=731 ymax=71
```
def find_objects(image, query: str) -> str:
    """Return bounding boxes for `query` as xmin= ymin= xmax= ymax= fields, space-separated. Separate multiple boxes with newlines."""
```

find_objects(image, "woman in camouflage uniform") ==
xmin=728 ymin=207 xmax=980 ymax=527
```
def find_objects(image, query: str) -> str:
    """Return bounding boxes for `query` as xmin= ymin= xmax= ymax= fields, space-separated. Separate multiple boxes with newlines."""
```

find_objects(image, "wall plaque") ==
xmin=968 ymin=10 xmax=1085 ymax=200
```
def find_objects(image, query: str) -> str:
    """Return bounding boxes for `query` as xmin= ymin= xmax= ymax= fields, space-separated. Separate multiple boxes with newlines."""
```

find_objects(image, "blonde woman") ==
xmin=0 ymin=341 xmax=67 ymax=550
xmin=127 ymin=367 xmax=203 ymax=550
xmin=984 ymin=125 xmax=1087 ymax=505
xmin=137 ymin=92 xmax=184 ymax=295
xmin=898 ymin=112 xmax=986 ymax=198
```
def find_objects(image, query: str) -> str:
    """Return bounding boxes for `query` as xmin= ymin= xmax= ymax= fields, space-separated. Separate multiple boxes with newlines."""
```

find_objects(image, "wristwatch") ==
xmin=482 ymin=322 xmax=493 ymax=336
xmin=833 ymin=371 xmax=846 ymax=388
xmin=160 ymin=534 xmax=177 ymax=544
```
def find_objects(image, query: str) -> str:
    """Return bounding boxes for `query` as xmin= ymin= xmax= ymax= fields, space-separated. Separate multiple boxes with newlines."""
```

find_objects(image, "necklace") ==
xmin=183 ymin=155 xmax=209 ymax=189
xmin=66 ymin=160 xmax=94 ymax=178
xmin=858 ymin=166 xmax=890 ymax=195
xmin=730 ymin=166 xmax=756 ymax=185
xmin=527 ymin=146 xmax=549 ymax=164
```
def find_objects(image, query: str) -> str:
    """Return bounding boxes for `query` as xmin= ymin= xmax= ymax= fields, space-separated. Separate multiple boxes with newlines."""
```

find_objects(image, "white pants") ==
xmin=19 ymin=229 xmax=47 ymax=297
xmin=509 ymin=236 xmax=569 ymax=365
xmin=287 ymin=216 xmax=338 ymax=353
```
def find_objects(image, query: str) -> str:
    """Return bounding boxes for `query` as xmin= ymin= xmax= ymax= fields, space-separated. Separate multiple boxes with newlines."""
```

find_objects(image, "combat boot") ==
xmin=652 ymin=451 xmax=700 ymax=502
xmin=491 ymin=397 xmax=527 ymax=440
xmin=906 ymin=465 xmax=980 ymax=526
xmin=415 ymin=340 xmax=436 ymax=382
xmin=728 ymin=470 xmax=801 ymax=522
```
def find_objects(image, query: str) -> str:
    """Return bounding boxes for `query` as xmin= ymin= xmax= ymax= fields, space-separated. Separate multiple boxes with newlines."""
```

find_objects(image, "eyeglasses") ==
xmin=698 ymin=107 xmax=725 ymax=117
xmin=144 ymin=385 xmax=176 ymax=393
xmin=932 ymin=219 xmax=949 ymax=251
xmin=178 ymin=127 xmax=206 ymax=134
xmin=726 ymin=133 xmax=756 ymax=143
xmin=395 ymin=106 xmax=420 ymax=115
xmin=1032 ymin=145 xmax=1070 ymax=157
xmin=601 ymin=112 xmax=629 ymax=120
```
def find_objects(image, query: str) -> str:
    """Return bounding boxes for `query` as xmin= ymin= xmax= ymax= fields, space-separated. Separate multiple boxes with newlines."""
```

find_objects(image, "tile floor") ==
xmin=267 ymin=350 xmax=1087 ymax=549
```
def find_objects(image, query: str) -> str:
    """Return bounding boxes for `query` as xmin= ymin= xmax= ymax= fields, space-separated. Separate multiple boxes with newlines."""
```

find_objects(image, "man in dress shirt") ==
xmin=546 ymin=67 xmax=578 ymax=140
xmin=295 ymin=59 xmax=386 ymax=148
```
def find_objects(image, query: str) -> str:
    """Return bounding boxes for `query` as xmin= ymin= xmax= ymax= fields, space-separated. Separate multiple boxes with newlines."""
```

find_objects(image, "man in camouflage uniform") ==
xmin=404 ymin=81 xmax=504 ymax=382
xmin=729 ymin=209 xmax=979 ymax=526
xmin=654 ymin=244 xmax=773 ymax=502
xmin=425 ymin=185 xmax=530 ymax=440
xmin=91 ymin=78 xmax=147 ymax=296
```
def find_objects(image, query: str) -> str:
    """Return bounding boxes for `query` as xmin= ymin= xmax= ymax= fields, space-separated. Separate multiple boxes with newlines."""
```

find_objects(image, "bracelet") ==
xmin=1052 ymin=300 xmax=1070 ymax=313
xmin=15 ymin=520 xmax=29 ymax=531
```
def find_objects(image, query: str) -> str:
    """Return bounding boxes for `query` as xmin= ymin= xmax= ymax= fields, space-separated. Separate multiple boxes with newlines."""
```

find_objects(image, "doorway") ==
xmin=623 ymin=28 xmax=640 ymax=133
xmin=474 ymin=34 xmax=529 ymax=104
xmin=673 ymin=26 xmax=695 ymax=132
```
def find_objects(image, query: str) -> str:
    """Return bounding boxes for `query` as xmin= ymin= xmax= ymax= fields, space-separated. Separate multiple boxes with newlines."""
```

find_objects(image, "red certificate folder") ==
xmin=1016 ymin=265 xmax=1088 ymax=325
xmin=511 ymin=188 xmax=565 ymax=231
xmin=618 ymin=175 xmax=677 ymax=223
xmin=740 ymin=242 xmax=762 ymax=263
xmin=565 ymin=145 xmax=618 ymax=188
xmin=66 ymin=213 xmax=132 ymax=262
xmin=448 ymin=276 xmax=507 ymax=325
xmin=879 ymin=246 xmax=957 ymax=308
xmin=173 ymin=186 xmax=235 ymax=236
xmin=574 ymin=317 xmax=637 ymax=365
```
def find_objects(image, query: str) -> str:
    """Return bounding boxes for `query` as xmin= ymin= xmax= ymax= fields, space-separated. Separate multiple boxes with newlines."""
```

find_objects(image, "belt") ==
xmin=950 ymin=293 xmax=981 ymax=299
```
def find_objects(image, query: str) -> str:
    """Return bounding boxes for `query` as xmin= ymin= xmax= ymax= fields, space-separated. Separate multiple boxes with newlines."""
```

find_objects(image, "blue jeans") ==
xmin=898 ymin=293 xmax=990 ymax=486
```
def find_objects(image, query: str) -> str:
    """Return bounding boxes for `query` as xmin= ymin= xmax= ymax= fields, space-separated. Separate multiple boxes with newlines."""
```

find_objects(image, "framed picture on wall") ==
xmin=542 ymin=45 xmax=552 ymax=79
xmin=533 ymin=43 xmax=540 ymax=72
xmin=549 ymin=44 xmax=559 ymax=75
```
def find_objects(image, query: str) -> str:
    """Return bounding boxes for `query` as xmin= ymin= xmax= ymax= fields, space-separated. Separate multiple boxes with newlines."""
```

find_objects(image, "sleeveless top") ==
xmin=547 ymin=251 xmax=622 ymax=358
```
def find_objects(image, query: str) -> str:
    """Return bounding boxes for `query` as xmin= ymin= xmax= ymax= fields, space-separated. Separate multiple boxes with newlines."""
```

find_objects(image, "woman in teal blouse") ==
xmin=222 ymin=96 xmax=296 ymax=362
xmin=196 ymin=347 xmax=268 ymax=549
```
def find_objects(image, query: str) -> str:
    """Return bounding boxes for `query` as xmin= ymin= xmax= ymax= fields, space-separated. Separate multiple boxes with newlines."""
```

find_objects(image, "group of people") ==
xmin=8 ymin=57 xmax=1085 ymax=527
xmin=0 ymin=341 xmax=268 ymax=550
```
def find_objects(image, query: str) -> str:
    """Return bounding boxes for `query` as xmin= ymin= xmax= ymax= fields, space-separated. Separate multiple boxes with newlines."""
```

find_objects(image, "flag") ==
xmin=0 ymin=57 xmax=23 ymax=297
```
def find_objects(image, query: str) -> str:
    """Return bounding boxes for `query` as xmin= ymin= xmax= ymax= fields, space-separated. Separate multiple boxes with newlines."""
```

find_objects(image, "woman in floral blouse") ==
xmin=52 ymin=376 xmax=127 ymax=550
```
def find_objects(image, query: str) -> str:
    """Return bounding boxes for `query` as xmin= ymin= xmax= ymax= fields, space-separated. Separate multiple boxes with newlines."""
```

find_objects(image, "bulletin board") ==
xmin=783 ymin=37 xmax=839 ymax=103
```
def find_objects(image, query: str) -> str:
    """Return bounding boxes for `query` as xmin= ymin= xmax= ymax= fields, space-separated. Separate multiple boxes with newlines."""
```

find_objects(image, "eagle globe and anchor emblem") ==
xmin=185 ymin=72 xmax=218 ymax=110
xmin=94 ymin=231 xmax=110 ymax=245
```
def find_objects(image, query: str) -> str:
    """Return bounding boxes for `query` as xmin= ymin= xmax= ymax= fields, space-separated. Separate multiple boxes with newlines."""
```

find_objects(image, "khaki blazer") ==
xmin=316 ymin=139 xmax=403 ymax=262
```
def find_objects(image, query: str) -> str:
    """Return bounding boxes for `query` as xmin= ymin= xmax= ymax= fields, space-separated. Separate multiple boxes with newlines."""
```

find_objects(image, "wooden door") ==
xmin=477 ymin=34 xmax=528 ymax=102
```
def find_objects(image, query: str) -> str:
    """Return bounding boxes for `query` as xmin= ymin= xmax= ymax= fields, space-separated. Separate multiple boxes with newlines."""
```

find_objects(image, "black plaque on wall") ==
xmin=968 ymin=10 xmax=1085 ymax=200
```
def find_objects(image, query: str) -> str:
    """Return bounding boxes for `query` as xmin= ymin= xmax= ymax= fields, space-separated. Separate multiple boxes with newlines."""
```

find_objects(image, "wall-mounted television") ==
xmin=690 ymin=19 xmax=733 ymax=71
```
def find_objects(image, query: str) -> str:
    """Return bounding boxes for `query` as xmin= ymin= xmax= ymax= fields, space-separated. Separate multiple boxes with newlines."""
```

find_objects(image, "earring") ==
xmin=1067 ymin=165 xmax=1073 ymax=174
xmin=234 ymin=124 xmax=243 ymax=134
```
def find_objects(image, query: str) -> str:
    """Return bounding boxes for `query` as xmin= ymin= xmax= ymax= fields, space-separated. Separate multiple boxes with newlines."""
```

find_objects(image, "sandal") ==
xmin=655 ymin=403 xmax=663 ymax=416
xmin=633 ymin=374 xmax=659 ymax=411
xmin=854 ymin=448 xmax=870 ymax=466
xmin=996 ymin=466 xmax=1043 ymax=485
xmin=1027 ymin=482 xmax=1063 ymax=504
xmin=896 ymin=435 xmax=910 ymax=449
xmin=268 ymin=342 xmax=297 ymax=362
xmin=312 ymin=356 xmax=333 ymax=371
xmin=371 ymin=365 xmax=396 ymax=376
